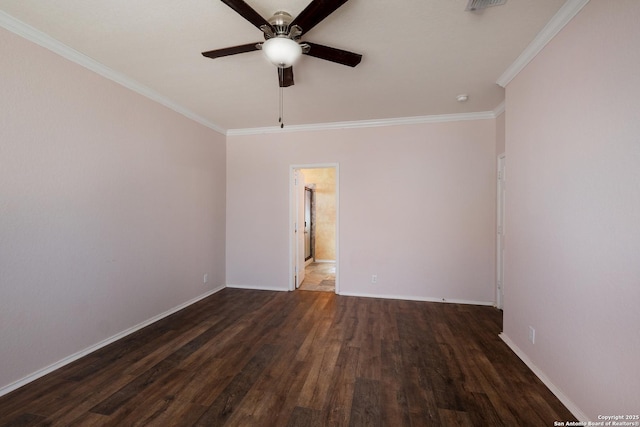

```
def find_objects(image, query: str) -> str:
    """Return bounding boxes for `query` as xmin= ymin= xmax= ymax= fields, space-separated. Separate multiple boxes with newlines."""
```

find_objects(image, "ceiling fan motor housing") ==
xmin=269 ymin=11 xmax=294 ymax=35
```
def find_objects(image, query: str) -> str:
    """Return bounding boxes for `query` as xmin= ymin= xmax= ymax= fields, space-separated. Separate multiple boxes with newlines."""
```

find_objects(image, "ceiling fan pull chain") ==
xmin=280 ymin=86 xmax=284 ymax=128
xmin=277 ymin=71 xmax=282 ymax=126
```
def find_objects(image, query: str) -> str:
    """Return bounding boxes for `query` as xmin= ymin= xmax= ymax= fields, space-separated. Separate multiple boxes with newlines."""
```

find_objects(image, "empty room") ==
xmin=1 ymin=0 xmax=638 ymax=425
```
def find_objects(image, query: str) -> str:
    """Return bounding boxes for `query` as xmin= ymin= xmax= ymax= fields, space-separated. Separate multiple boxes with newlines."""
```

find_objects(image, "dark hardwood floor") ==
xmin=0 ymin=289 xmax=576 ymax=426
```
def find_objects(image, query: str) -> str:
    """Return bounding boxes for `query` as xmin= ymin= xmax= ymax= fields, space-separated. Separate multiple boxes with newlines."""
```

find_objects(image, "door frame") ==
xmin=289 ymin=163 xmax=339 ymax=294
xmin=294 ymin=170 xmax=306 ymax=287
xmin=496 ymin=153 xmax=506 ymax=309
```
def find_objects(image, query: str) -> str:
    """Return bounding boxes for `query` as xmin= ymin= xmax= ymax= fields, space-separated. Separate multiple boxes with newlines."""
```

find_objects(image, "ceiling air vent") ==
xmin=465 ymin=0 xmax=507 ymax=11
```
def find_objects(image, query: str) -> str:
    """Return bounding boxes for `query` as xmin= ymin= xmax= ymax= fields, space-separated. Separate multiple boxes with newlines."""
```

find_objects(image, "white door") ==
xmin=496 ymin=154 xmax=506 ymax=309
xmin=296 ymin=170 xmax=306 ymax=287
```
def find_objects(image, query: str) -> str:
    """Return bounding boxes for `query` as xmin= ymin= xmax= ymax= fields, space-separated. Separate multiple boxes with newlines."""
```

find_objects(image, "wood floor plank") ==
xmin=349 ymin=377 xmax=381 ymax=427
xmin=89 ymin=358 xmax=177 ymax=416
xmin=379 ymin=300 xmax=400 ymax=341
xmin=321 ymin=345 xmax=360 ymax=426
xmin=296 ymin=339 xmax=342 ymax=410
xmin=177 ymin=320 xmax=250 ymax=371
xmin=0 ymin=376 xmax=69 ymax=422
xmin=465 ymin=391 xmax=506 ymax=427
xmin=222 ymin=297 xmax=318 ymax=426
xmin=224 ymin=355 xmax=302 ymax=426
xmin=379 ymin=339 xmax=410 ymax=426
xmin=40 ymin=373 xmax=138 ymax=425
xmin=286 ymin=406 xmax=323 ymax=427
xmin=0 ymin=289 xmax=578 ymax=426
xmin=270 ymin=360 xmax=316 ymax=426
xmin=0 ymin=412 xmax=47 ymax=427
xmin=355 ymin=306 xmax=382 ymax=381
xmin=63 ymin=412 xmax=110 ymax=427
xmin=123 ymin=322 xmax=214 ymax=377
xmin=193 ymin=343 xmax=278 ymax=427
xmin=172 ymin=356 xmax=237 ymax=406
xmin=101 ymin=367 xmax=202 ymax=425
xmin=439 ymin=408 xmax=475 ymax=426
xmin=108 ymin=394 xmax=207 ymax=427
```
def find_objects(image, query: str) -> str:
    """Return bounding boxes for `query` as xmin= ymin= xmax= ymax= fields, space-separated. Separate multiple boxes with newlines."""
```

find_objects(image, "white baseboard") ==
xmin=314 ymin=259 xmax=336 ymax=263
xmin=0 ymin=285 xmax=225 ymax=398
xmin=337 ymin=291 xmax=493 ymax=306
xmin=499 ymin=333 xmax=589 ymax=421
xmin=226 ymin=284 xmax=289 ymax=292
xmin=224 ymin=287 xmax=489 ymax=307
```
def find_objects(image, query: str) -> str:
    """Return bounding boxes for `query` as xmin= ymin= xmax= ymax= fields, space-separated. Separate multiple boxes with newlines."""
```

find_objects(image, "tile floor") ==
xmin=298 ymin=262 xmax=335 ymax=292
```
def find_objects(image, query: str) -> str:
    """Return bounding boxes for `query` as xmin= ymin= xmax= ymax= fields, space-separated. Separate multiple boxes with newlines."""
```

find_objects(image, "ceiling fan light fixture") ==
xmin=262 ymin=36 xmax=302 ymax=68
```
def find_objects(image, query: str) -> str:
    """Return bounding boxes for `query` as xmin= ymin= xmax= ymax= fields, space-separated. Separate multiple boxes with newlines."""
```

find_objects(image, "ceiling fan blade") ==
xmin=303 ymin=42 xmax=362 ymax=67
xmin=202 ymin=43 xmax=260 ymax=59
xmin=220 ymin=0 xmax=274 ymax=31
xmin=290 ymin=0 xmax=350 ymax=34
xmin=278 ymin=67 xmax=295 ymax=87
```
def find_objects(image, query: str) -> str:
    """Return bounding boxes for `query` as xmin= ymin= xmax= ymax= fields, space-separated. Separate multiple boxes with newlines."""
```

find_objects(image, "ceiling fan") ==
xmin=201 ymin=0 xmax=363 ymax=88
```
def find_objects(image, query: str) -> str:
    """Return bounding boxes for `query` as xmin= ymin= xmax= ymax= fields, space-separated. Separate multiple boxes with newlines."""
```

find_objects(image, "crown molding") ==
xmin=227 ymin=111 xmax=497 ymax=136
xmin=494 ymin=101 xmax=505 ymax=116
xmin=0 ymin=11 xmax=226 ymax=135
xmin=1 ymin=10 xmax=512 ymax=138
xmin=496 ymin=0 xmax=590 ymax=88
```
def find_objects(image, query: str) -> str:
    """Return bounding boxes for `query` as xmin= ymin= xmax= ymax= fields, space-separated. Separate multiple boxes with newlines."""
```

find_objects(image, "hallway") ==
xmin=298 ymin=262 xmax=335 ymax=292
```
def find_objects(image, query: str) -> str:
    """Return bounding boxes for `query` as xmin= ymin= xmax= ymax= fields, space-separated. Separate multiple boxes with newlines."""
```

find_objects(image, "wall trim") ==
xmin=226 ymin=284 xmax=289 ymax=292
xmin=338 ymin=291 xmax=494 ymax=306
xmin=499 ymin=333 xmax=589 ymax=421
xmin=224 ymin=287 xmax=493 ymax=307
xmin=0 ymin=11 xmax=225 ymax=135
xmin=314 ymin=259 xmax=336 ymax=263
xmin=494 ymin=101 xmax=505 ymax=116
xmin=496 ymin=0 xmax=590 ymax=87
xmin=227 ymin=111 xmax=497 ymax=136
xmin=0 ymin=285 xmax=225 ymax=398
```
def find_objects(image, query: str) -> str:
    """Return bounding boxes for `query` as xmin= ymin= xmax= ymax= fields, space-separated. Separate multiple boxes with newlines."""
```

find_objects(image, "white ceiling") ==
xmin=0 ymin=0 xmax=565 ymax=131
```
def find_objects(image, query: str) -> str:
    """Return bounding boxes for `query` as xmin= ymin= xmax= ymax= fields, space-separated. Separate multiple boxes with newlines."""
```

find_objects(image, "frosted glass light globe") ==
xmin=262 ymin=37 xmax=302 ymax=68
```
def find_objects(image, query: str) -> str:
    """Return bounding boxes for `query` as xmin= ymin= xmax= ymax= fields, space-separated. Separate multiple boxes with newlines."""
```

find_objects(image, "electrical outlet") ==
xmin=203 ymin=273 xmax=208 ymax=284
xmin=528 ymin=326 xmax=536 ymax=344
xmin=371 ymin=274 xmax=377 ymax=284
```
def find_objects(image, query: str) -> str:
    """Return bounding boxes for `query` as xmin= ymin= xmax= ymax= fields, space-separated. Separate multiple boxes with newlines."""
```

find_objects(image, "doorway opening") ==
xmin=290 ymin=165 xmax=338 ymax=293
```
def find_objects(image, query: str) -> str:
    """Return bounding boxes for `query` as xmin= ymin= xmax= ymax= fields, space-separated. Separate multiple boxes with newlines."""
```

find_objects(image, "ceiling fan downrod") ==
xmin=266 ymin=11 xmax=296 ymax=37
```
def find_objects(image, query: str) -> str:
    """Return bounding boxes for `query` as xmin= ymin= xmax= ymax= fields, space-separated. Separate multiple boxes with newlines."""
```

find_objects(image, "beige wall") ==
xmin=0 ymin=28 xmax=226 ymax=392
xmin=503 ymin=1 xmax=640 ymax=419
xmin=227 ymin=119 xmax=496 ymax=302
xmin=300 ymin=168 xmax=336 ymax=261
